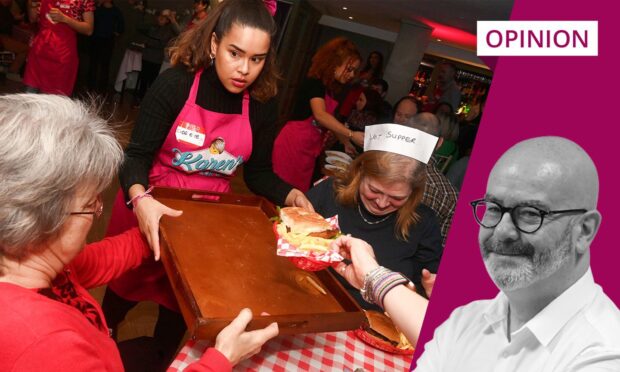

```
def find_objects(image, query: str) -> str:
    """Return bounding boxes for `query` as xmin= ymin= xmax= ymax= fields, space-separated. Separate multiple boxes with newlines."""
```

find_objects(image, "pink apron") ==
xmin=107 ymin=69 xmax=252 ymax=310
xmin=272 ymin=93 xmax=338 ymax=192
xmin=23 ymin=0 xmax=85 ymax=95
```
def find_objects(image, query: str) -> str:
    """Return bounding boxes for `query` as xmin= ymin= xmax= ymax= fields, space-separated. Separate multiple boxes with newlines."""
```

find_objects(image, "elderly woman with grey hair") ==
xmin=0 ymin=94 xmax=277 ymax=371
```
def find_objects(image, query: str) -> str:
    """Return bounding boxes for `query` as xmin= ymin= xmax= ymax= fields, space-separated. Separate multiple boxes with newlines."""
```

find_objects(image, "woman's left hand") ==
xmin=284 ymin=189 xmax=314 ymax=212
xmin=48 ymin=8 xmax=68 ymax=23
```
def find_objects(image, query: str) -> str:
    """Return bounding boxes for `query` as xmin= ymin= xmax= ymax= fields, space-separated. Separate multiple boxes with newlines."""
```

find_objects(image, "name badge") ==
xmin=175 ymin=121 xmax=205 ymax=147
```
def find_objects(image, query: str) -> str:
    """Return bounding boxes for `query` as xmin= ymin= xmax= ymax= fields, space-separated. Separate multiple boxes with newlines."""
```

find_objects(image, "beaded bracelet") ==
xmin=361 ymin=266 xmax=414 ymax=309
xmin=127 ymin=186 xmax=154 ymax=209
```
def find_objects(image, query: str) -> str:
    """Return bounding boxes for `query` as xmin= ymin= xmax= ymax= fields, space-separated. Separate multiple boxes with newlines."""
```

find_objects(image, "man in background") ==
xmin=393 ymin=96 xmax=420 ymax=126
xmin=431 ymin=61 xmax=461 ymax=112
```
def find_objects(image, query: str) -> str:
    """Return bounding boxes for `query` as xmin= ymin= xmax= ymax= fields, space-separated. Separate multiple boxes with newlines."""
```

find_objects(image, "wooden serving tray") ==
xmin=154 ymin=187 xmax=364 ymax=341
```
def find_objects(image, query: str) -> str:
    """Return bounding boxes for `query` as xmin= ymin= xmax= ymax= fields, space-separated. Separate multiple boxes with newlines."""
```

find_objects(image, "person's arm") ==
xmin=184 ymin=309 xmax=279 ymax=372
xmin=47 ymin=9 xmax=94 ymax=35
xmin=244 ymin=98 xmax=313 ymax=211
xmin=70 ymin=228 xmax=152 ymax=289
xmin=382 ymin=285 xmax=428 ymax=345
xmin=310 ymin=97 xmax=364 ymax=148
xmin=27 ymin=0 xmax=39 ymax=23
xmin=332 ymin=236 xmax=428 ymax=345
xmin=120 ymin=68 xmax=191 ymax=256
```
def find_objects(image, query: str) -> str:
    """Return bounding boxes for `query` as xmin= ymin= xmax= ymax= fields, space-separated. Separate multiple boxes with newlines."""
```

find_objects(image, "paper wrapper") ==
xmin=274 ymin=215 xmax=344 ymax=271
xmin=353 ymin=328 xmax=415 ymax=355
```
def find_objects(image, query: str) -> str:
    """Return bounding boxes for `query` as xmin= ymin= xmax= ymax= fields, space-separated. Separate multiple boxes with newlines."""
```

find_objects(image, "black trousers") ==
xmin=87 ymin=36 xmax=115 ymax=92
xmin=102 ymin=288 xmax=186 ymax=371
xmin=136 ymin=59 xmax=162 ymax=100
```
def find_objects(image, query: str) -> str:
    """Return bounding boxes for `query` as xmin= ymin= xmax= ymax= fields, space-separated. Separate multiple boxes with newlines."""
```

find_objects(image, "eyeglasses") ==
xmin=470 ymin=199 xmax=587 ymax=234
xmin=70 ymin=195 xmax=103 ymax=219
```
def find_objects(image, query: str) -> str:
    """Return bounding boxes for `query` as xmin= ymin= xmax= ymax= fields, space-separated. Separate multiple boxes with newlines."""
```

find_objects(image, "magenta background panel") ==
xmin=412 ymin=0 xmax=620 ymax=367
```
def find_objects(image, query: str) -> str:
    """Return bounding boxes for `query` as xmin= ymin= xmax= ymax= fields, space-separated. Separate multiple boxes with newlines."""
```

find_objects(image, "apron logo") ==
xmin=171 ymin=138 xmax=243 ymax=176
xmin=175 ymin=121 xmax=206 ymax=147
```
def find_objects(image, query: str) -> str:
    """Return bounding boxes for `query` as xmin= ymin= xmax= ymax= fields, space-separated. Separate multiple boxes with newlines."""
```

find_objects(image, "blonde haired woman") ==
xmin=307 ymin=150 xmax=443 ymax=310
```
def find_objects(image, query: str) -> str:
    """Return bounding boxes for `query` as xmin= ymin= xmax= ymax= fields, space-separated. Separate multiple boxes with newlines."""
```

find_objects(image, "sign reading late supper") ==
xmin=364 ymin=124 xmax=439 ymax=164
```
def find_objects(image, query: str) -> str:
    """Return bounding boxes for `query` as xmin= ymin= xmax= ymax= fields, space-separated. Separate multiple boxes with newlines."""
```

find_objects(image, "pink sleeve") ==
xmin=70 ymin=228 xmax=152 ymax=289
xmin=183 ymin=348 xmax=233 ymax=372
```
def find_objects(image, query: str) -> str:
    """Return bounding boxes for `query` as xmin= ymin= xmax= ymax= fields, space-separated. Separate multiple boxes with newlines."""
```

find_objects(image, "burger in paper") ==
xmin=276 ymin=207 xmax=340 ymax=252
xmin=274 ymin=207 xmax=344 ymax=271
xmin=355 ymin=310 xmax=414 ymax=354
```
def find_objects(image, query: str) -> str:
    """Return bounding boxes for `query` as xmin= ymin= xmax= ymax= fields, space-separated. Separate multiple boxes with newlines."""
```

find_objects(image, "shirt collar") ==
xmin=482 ymin=291 xmax=510 ymax=328
xmin=482 ymin=269 xmax=597 ymax=346
xmin=523 ymin=268 xmax=596 ymax=346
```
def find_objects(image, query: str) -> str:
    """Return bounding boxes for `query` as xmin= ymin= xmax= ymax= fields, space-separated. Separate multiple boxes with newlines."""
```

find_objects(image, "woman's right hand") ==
xmin=332 ymin=235 xmax=379 ymax=289
xmin=133 ymin=196 xmax=182 ymax=260
xmin=213 ymin=308 xmax=279 ymax=366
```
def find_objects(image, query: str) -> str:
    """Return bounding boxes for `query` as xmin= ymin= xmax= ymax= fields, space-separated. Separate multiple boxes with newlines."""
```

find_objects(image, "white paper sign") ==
xmin=364 ymin=124 xmax=438 ymax=164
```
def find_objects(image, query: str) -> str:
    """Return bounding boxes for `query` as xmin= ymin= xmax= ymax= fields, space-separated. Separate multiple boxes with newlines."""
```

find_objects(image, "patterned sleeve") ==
xmin=83 ymin=0 xmax=95 ymax=13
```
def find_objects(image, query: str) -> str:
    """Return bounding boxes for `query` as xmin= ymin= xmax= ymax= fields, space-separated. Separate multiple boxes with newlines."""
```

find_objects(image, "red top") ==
xmin=23 ymin=0 xmax=95 ymax=95
xmin=0 ymin=228 xmax=232 ymax=371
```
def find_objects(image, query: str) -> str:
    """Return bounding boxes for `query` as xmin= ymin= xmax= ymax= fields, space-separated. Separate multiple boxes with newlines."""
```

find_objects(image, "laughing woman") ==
xmin=102 ymin=0 xmax=310 ymax=367
xmin=307 ymin=150 xmax=443 ymax=311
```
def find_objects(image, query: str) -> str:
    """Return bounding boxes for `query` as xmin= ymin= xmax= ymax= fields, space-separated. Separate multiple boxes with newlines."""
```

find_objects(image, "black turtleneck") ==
xmin=120 ymin=66 xmax=293 ymax=205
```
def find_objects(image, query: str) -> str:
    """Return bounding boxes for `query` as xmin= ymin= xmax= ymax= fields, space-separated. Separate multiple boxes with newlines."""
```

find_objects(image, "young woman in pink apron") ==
xmin=101 ymin=0 xmax=310 ymax=368
xmin=272 ymin=37 xmax=364 ymax=192
xmin=24 ymin=0 xmax=94 ymax=95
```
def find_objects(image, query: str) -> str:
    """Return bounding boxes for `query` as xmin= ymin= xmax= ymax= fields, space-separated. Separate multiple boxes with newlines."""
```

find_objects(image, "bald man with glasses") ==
xmin=415 ymin=136 xmax=620 ymax=371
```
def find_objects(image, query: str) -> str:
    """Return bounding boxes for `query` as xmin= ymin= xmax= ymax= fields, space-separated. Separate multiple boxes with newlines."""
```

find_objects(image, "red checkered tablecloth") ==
xmin=168 ymin=330 xmax=411 ymax=371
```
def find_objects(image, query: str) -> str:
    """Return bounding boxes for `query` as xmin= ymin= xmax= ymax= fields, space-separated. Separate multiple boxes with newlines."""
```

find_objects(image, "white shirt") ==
xmin=415 ymin=269 xmax=620 ymax=372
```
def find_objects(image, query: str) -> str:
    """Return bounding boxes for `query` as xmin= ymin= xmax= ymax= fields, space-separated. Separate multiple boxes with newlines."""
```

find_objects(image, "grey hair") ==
xmin=405 ymin=112 xmax=441 ymax=137
xmin=0 ymin=94 xmax=123 ymax=260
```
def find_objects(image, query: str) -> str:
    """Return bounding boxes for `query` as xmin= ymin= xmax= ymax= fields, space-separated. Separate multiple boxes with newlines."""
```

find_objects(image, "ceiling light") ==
xmin=342 ymin=6 xmax=347 ymax=10
xmin=348 ymin=16 xmax=353 ymax=20
xmin=437 ymin=39 xmax=442 ymax=42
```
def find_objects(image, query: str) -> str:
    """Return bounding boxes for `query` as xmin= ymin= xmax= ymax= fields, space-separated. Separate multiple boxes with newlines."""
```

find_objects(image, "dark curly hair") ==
xmin=307 ymin=37 xmax=361 ymax=93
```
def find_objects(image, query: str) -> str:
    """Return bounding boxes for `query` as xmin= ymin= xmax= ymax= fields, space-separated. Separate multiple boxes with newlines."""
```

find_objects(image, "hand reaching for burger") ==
xmin=332 ymin=235 xmax=379 ymax=289
xmin=284 ymin=188 xmax=315 ymax=212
